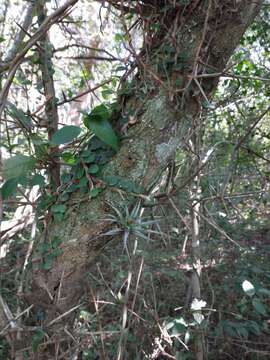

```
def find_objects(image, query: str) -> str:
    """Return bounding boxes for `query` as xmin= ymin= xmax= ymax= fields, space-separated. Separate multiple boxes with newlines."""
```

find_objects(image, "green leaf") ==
xmin=1 ymin=178 xmax=19 ymax=199
xmin=52 ymin=236 xmax=62 ymax=248
xmin=53 ymin=212 xmax=65 ymax=222
xmin=81 ymin=150 xmax=91 ymax=158
xmin=17 ymin=176 xmax=28 ymax=186
xmin=51 ymin=204 xmax=66 ymax=214
xmin=79 ymin=186 xmax=88 ymax=194
xmin=89 ymin=188 xmax=101 ymax=198
xmin=51 ymin=248 xmax=63 ymax=257
xmin=7 ymin=103 xmax=32 ymax=129
xmin=88 ymin=164 xmax=99 ymax=174
xmin=84 ymin=153 xmax=96 ymax=163
xmin=115 ymin=65 xmax=127 ymax=72
xmin=79 ymin=177 xmax=88 ymax=187
xmin=252 ymin=298 xmax=267 ymax=316
xmin=30 ymin=134 xmax=49 ymax=159
xmin=172 ymin=323 xmax=186 ymax=335
xmin=83 ymin=105 xmax=119 ymax=151
xmin=173 ymin=318 xmax=188 ymax=334
xmin=224 ymin=322 xmax=238 ymax=337
xmin=39 ymin=243 xmax=50 ymax=255
xmin=75 ymin=167 xmax=85 ymax=179
xmin=90 ymin=104 xmax=110 ymax=120
xmin=90 ymin=118 xmax=118 ymax=150
xmin=51 ymin=126 xmax=81 ymax=145
xmin=62 ymin=152 xmax=76 ymax=165
xmin=4 ymin=155 xmax=36 ymax=179
xmin=102 ymin=88 xmax=114 ymax=99
xmin=31 ymin=174 xmax=46 ymax=187
xmin=43 ymin=258 xmax=54 ymax=270
xmin=115 ymin=33 xmax=124 ymax=42
xmin=61 ymin=173 xmax=72 ymax=184
xmin=247 ymin=320 xmax=261 ymax=336
xmin=105 ymin=175 xmax=119 ymax=186
xmin=32 ymin=329 xmax=45 ymax=353
xmin=258 ymin=288 xmax=270 ymax=297
xmin=236 ymin=326 xmax=249 ymax=339
xmin=66 ymin=184 xmax=79 ymax=193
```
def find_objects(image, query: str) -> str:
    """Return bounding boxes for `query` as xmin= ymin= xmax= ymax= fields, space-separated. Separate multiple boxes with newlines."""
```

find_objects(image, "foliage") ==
xmin=0 ymin=1 xmax=270 ymax=359
xmin=83 ymin=104 xmax=119 ymax=151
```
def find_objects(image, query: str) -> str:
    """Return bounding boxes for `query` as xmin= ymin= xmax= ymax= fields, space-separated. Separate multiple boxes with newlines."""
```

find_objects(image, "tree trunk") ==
xmin=37 ymin=0 xmax=61 ymax=189
xmin=14 ymin=1 xmax=262 ymax=357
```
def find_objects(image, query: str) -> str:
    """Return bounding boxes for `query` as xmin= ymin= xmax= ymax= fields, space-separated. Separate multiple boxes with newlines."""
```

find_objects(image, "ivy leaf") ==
xmin=30 ymin=134 xmax=49 ymax=159
xmin=51 ymin=126 xmax=81 ymax=145
xmin=104 ymin=175 xmax=119 ymax=186
xmin=114 ymin=65 xmax=127 ymax=72
xmin=61 ymin=173 xmax=72 ymax=184
xmin=7 ymin=103 xmax=32 ymax=130
xmin=102 ymin=88 xmax=114 ymax=99
xmin=43 ymin=258 xmax=54 ymax=270
xmin=51 ymin=204 xmax=67 ymax=214
xmin=75 ymin=167 xmax=84 ymax=179
xmin=62 ymin=152 xmax=76 ymax=165
xmin=83 ymin=153 xmax=96 ymax=163
xmin=115 ymin=33 xmax=124 ymax=42
xmin=84 ymin=105 xmax=119 ymax=151
xmin=90 ymin=104 xmax=110 ymax=120
xmin=88 ymin=117 xmax=118 ymax=150
xmin=52 ymin=236 xmax=62 ymax=248
xmin=258 ymin=288 xmax=270 ymax=297
xmin=247 ymin=321 xmax=261 ymax=336
xmin=88 ymin=164 xmax=99 ymax=174
xmin=252 ymin=298 xmax=267 ymax=316
xmin=30 ymin=174 xmax=46 ymax=187
xmin=1 ymin=178 xmax=19 ymax=199
xmin=32 ymin=329 xmax=45 ymax=353
xmin=4 ymin=155 xmax=36 ymax=180
xmin=89 ymin=188 xmax=102 ymax=198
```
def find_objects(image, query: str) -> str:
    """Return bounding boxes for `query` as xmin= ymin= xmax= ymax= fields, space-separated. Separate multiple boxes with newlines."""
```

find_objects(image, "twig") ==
xmin=222 ymin=105 xmax=270 ymax=196
xmin=4 ymin=3 xmax=34 ymax=63
xmin=90 ymin=287 xmax=107 ymax=360
xmin=117 ymin=270 xmax=132 ymax=360
xmin=57 ymin=79 xmax=113 ymax=106
xmin=168 ymin=197 xmax=191 ymax=232
xmin=0 ymin=0 xmax=79 ymax=119
xmin=194 ymin=204 xmax=242 ymax=248
xmin=46 ymin=303 xmax=83 ymax=327
xmin=0 ymin=304 xmax=33 ymax=336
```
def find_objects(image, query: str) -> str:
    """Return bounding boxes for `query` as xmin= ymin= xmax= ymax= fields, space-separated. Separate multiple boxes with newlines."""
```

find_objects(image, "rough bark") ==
xmin=15 ymin=0 xmax=262 ymax=357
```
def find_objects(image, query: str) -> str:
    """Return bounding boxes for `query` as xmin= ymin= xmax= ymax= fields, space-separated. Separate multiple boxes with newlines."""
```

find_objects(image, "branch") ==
xmin=0 ymin=0 xmax=79 ymax=119
xmin=57 ymin=54 xmax=120 ymax=62
xmin=4 ymin=3 xmax=34 ymax=63
xmin=0 ymin=187 xmax=39 ymax=245
xmin=37 ymin=0 xmax=60 ymax=188
xmin=53 ymin=43 xmax=119 ymax=60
